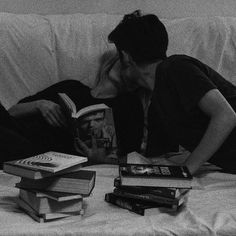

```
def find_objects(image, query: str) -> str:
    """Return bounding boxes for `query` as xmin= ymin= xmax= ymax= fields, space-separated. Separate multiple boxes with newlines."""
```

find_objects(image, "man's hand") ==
xmin=36 ymin=100 xmax=67 ymax=127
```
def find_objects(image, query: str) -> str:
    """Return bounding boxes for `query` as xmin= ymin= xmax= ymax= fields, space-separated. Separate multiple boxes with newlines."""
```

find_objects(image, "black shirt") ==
xmin=146 ymin=55 xmax=236 ymax=170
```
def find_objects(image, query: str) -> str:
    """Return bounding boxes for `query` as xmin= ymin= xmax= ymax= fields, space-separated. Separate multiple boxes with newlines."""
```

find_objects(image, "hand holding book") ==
xmin=74 ymin=129 xmax=106 ymax=163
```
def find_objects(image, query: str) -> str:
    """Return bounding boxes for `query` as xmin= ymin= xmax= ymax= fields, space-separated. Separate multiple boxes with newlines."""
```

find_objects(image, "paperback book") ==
xmin=114 ymin=176 xmax=188 ymax=199
xmin=119 ymin=164 xmax=193 ymax=188
xmin=58 ymin=93 xmax=118 ymax=159
xmin=113 ymin=187 xmax=189 ymax=205
xmin=3 ymin=160 xmax=83 ymax=180
xmin=4 ymin=151 xmax=87 ymax=174
xmin=105 ymin=193 xmax=182 ymax=216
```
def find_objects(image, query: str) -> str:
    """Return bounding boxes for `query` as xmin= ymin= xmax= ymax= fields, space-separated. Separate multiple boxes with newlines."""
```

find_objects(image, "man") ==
xmin=108 ymin=10 xmax=236 ymax=175
xmin=74 ymin=108 xmax=118 ymax=163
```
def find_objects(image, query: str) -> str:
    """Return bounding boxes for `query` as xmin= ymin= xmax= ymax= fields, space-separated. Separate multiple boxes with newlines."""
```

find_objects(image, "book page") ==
xmin=58 ymin=93 xmax=77 ymax=117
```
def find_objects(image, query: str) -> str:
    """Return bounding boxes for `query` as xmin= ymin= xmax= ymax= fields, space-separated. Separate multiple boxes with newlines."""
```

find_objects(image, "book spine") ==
xmin=113 ymin=188 xmax=178 ymax=205
xmin=105 ymin=193 xmax=145 ymax=216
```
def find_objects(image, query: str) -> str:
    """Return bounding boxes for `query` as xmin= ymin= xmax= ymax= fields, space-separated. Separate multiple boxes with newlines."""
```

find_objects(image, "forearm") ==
xmin=8 ymin=100 xmax=42 ymax=118
xmin=184 ymin=114 xmax=236 ymax=174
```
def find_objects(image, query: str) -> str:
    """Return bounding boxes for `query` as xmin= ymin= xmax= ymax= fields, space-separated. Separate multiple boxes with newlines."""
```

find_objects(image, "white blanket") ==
xmin=0 ymin=164 xmax=235 ymax=236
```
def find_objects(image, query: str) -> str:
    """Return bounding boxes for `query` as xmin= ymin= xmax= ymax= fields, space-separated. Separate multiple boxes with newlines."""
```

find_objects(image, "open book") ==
xmin=58 ymin=93 xmax=118 ymax=160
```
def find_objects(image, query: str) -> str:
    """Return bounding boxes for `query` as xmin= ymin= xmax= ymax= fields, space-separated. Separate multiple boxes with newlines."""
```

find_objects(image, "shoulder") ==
xmin=161 ymin=55 xmax=204 ymax=71
xmin=159 ymin=55 xmax=210 ymax=82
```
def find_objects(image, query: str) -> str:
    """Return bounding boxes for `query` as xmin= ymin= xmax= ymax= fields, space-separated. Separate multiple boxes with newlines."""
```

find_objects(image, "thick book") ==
xmin=3 ymin=151 xmax=87 ymax=174
xmin=113 ymin=187 xmax=189 ymax=205
xmin=3 ymin=161 xmax=83 ymax=180
xmin=31 ymin=190 xmax=82 ymax=202
xmin=58 ymin=93 xmax=118 ymax=159
xmin=16 ymin=170 xmax=96 ymax=195
xmin=105 ymin=193 xmax=182 ymax=216
xmin=114 ymin=176 xmax=188 ymax=199
xmin=19 ymin=189 xmax=83 ymax=214
xmin=119 ymin=164 xmax=193 ymax=188
xmin=17 ymin=197 xmax=82 ymax=223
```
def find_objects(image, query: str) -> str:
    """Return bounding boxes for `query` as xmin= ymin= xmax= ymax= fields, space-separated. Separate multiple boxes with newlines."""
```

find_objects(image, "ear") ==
xmin=121 ymin=51 xmax=136 ymax=66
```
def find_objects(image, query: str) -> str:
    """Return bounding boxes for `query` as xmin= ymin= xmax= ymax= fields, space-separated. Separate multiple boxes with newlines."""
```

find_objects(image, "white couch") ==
xmin=1 ymin=12 xmax=236 ymax=110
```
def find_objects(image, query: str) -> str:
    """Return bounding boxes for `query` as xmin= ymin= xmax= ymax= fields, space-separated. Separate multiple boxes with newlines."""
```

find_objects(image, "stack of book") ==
xmin=3 ymin=151 xmax=96 ymax=222
xmin=105 ymin=153 xmax=193 ymax=216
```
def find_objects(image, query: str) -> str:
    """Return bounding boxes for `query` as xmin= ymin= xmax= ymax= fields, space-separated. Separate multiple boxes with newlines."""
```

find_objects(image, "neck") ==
xmin=138 ymin=60 xmax=162 ymax=92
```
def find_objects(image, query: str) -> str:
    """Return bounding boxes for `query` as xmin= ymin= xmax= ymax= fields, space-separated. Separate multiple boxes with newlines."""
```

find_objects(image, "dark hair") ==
xmin=108 ymin=10 xmax=168 ymax=63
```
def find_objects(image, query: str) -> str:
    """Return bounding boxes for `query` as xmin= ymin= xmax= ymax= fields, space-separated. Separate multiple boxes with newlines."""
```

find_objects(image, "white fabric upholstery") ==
xmin=1 ymin=13 xmax=236 ymax=109
xmin=0 ymin=13 xmax=58 ymax=109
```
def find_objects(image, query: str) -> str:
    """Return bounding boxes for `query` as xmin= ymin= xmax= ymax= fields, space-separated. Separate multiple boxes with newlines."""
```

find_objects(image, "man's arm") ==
xmin=8 ymin=100 xmax=67 ymax=127
xmin=184 ymin=89 xmax=236 ymax=174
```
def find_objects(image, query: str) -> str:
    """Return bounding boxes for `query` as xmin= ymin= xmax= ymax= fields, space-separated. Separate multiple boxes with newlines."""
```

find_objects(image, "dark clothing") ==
xmin=0 ymin=80 xmax=143 ymax=164
xmin=146 ymin=55 xmax=236 ymax=172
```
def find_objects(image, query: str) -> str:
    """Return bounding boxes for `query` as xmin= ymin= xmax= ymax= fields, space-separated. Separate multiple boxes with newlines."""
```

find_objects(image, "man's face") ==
xmin=79 ymin=111 xmax=105 ymax=137
xmin=119 ymin=51 xmax=143 ymax=92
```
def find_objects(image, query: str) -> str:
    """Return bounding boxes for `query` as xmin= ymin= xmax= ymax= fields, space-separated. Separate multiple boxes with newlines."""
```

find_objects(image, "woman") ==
xmin=0 ymin=52 xmax=144 ymax=165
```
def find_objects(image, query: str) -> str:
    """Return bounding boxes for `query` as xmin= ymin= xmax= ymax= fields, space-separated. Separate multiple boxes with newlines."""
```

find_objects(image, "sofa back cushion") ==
xmin=0 ymin=13 xmax=58 ymax=109
xmin=1 ymin=13 xmax=236 ymax=108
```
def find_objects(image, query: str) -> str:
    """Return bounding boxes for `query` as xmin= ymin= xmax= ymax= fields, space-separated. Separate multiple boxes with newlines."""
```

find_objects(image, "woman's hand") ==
xmin=74 ymin=134 xmax=106 ymax=163
xmin=36 ymin=100 xmax=67 ymax=127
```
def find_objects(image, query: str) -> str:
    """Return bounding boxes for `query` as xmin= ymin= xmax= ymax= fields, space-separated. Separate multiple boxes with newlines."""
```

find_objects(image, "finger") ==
xmin=74 ymin=137 xmax=90 ymax=156
xmin=49 ymin=108 xmax=66 ymax=127
xmin=91 ymin=133 xmax=98 ymax=149
xmin=55 ymin=106 xmax=68 ymax=127
xmin=46 ymin=112 xmax=61 ymax=127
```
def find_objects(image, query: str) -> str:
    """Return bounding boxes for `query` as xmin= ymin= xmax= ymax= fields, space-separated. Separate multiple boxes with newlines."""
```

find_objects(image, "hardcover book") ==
xmin=19 ymin=189 xmax=83 ymax=214
xmin=119 ymin=164 xmax=193 ymax=188
xmin=16 ymin=170 xmax=96 ymax=195
xmin=3 ymin=161 xmax=83 ymax=180
xmin=17 ymin=197 xmax=82 ymax=223
xmin=4 ymin=151 xmax=87 ymax=174
xmin=58 ymin=93 xmax=118 ymax=159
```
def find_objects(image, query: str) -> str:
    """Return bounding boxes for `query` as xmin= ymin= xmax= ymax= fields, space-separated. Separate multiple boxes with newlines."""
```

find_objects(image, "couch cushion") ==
xmin=0 ymin=13 xmax=58 ymax=109
xmin=1 ymin=13 xmax=236 ymax=109
xmin=164 ymin=16 xmax=236 ymax=86
xmin=45 ymin=13 xmax=236 ymax=89
xmin=45 ymin=13 xmax=121 ymax=88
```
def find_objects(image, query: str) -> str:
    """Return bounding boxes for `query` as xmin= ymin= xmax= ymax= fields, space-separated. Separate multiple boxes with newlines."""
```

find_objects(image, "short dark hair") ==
xmin=108 ymin=10 xmax=168 ymax=63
